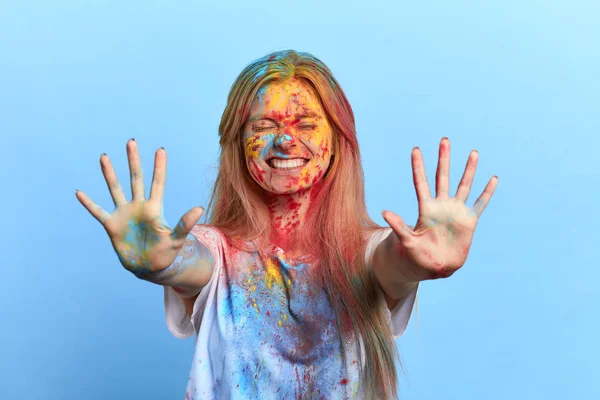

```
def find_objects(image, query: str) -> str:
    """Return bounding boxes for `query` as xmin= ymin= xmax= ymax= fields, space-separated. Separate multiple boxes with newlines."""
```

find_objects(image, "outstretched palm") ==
xmin=75 ymin=139 xmax=204 ymax=276
xmin=383 ymin=137 xmax=498 ymax=281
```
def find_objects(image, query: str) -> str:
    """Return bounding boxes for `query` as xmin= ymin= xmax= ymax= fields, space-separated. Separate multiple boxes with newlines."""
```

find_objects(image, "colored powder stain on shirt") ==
xmin=264 ymin=258 xmax=284 ymax=290
xmin=169 ymin=225 xmax=418 ymax=400
xmin=184 ymin=226 xmax=358 ymax=399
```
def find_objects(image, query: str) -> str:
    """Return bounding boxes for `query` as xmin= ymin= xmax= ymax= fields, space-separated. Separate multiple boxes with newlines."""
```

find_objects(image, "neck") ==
xmin=264 ymin=187 xmax=320 ymax=256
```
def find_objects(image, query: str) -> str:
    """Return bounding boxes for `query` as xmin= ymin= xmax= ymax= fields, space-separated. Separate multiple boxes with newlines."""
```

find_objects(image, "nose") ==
xmin=275 ymin=133 xmax=293 ymax=150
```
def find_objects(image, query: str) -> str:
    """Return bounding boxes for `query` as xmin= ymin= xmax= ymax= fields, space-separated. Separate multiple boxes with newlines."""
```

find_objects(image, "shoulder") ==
xmin=189 ymin=224 xmax=257 ymax=254
xmin=190 ymin=223 xmax=227 ymax=242
xmin=189 ymin=224 xmax=230 ymax=258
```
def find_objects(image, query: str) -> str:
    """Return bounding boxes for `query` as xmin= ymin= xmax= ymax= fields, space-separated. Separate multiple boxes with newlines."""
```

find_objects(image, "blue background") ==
xmin=2 ymin=1 xmax=598 ymax=399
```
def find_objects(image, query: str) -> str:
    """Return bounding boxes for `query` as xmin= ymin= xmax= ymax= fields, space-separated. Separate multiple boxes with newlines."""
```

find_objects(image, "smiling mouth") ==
xmin=268 ymin=158 xmax=309 ymax=169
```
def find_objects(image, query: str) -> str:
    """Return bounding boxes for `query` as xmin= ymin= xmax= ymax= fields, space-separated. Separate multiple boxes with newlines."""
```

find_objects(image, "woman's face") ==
xmin=242 ymin=78 xmax=334 ymax=195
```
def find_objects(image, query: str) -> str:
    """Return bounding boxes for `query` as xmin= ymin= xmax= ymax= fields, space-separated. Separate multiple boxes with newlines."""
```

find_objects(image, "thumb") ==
xmin=172 ymin=206 xmax=205 ymax=240
xmin=382 ymin=210 xmax=412 ymax=242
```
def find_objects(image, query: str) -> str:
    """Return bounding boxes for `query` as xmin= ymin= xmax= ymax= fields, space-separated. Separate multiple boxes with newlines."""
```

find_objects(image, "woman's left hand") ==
xmin=382 ymin=137 xmax=498 ymax=281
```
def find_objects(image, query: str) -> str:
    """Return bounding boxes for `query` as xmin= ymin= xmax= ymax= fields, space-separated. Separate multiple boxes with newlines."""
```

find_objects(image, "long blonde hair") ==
xmin=205 ymin=50 xmax=401 ymax=399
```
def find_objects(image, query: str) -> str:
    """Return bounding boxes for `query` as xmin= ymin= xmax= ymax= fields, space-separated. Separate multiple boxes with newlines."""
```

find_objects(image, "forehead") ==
xmin=248 ymin=78 xmax=325 ymax=120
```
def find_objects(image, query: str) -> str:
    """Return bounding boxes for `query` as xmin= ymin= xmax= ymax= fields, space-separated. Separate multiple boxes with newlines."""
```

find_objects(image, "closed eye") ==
xmin=297 ymin=124 xmax=317 ymax=130
xmin=253 ymin=125 xmax=277 ymax=132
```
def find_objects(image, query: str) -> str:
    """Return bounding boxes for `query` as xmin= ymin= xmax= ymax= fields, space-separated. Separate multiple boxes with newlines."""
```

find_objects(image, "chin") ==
xmin=260 ymin=183 xmax=312 ymax=196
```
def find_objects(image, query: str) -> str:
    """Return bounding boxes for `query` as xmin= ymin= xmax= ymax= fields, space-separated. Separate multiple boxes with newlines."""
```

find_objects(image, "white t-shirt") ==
xmin=164 ymin=225 xmax=418 ymax=400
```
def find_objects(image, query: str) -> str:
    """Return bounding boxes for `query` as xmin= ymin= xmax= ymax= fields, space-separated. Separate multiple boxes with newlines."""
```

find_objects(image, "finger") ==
xmin=100 ymin=153 xmax=127 ymax=207
xmin=172 ymin=206 xmax=205 ymax=240
xmin=455 ymin=150 xmax=479 ymax=202
xmin=75 ymin=190 xmax=111 ymax=225
xmin=149 ymin=147 xmax=167 ymax=204
xmin=382 ymin=210 xmax=412 ymax=242
xmin=435 ymin=137 xmax=450 ymax=198
xmin=127 ymin=139 xmax=145 ymax=201
xmin=411 ymin=147 xmax=432 ymax=204
xmin=472 ymin=176 xmax=498 ymax=217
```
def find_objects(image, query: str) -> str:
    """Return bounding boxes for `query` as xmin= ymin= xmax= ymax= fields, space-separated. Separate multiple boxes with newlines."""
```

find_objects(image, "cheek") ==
xmin=244 ymin=134 xmax=271 ymax=186
xmin=244 ymin=133 xmax=275 ymax=161
xmin=247 ymin=159 xmax=267 ymax=184
xmin=297 ymin=147 xmax=331 ymax=185
xmin=307 ymin=126 xmax=333 ymax=157
xmin=311 ymin=132 xmax=333 ymax=163
xmin=316 ymin=141 xmax=332 ymax=161
xmin=244 ymin=135 xmax=262 ymax=161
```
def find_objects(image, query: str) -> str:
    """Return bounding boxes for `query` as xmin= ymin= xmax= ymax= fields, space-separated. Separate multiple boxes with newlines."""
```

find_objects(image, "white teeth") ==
xmin=270 ymin=158 xmax=308 ymax=169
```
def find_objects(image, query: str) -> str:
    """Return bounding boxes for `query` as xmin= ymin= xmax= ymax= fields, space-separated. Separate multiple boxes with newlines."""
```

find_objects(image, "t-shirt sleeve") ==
xmin=382 ymin=281 xmax=419 ymax=339
xmin=163 ymin=224 xmax=223 ymax=339
xmin=366 ymin=227 xmax=419 ymax=339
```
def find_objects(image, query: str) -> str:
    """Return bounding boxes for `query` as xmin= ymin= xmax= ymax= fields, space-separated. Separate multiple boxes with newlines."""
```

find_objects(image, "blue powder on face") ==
xmin=257 ymin=86 xmax=268 ymax=104
xmin=260 ymin=133 xmax=277 ymax=159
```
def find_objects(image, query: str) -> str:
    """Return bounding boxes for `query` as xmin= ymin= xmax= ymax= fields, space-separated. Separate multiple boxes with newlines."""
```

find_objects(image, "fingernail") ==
xmin=75 ymin=189 xmax=79 ymax=193
xmin=130 ymin=138 xmax=136 ymax=142
xmin=159 ymin=146 xmax=165 ymax=150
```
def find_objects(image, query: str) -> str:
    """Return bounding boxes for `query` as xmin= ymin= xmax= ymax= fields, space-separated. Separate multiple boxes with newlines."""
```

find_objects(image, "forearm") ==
xmin=134 ymin=233 xmax=214 ymax=298
xmin=373 ymin=229 xmax=420 ymax=302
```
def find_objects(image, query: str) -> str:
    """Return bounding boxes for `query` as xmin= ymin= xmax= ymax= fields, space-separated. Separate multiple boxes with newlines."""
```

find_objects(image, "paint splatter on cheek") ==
xmin=245 ymin=133 xmax=280 ymax=186
xmin=311 ymin=174 xmax=319 ymax=185
xmin=244 ymin=135 xmax=264 ymax=159
xmin=299 ymin=167 xmax=313 ymax=185
xmin=248 ymin=159 xmax=266 ymax=183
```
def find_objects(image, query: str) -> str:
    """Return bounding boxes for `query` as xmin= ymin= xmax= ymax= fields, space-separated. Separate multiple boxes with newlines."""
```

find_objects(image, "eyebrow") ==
xmin=249 ymin=112 xmax=321 ymax=121
xmin=295 ymin=112 xmax=321 ymax=119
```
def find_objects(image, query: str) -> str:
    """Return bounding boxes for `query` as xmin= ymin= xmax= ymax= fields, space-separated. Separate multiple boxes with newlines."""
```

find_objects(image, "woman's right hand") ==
xmin=75 ymin=139 xmax=205 ymax=277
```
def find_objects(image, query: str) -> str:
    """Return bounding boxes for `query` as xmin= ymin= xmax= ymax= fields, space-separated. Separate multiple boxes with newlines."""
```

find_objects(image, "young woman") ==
xmin=76 ymin=50 xmax=497 ymax=399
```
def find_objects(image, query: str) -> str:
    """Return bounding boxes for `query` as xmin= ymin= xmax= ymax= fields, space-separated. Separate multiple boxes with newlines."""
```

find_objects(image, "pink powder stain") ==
xmin=432 ymin=266 xmax=451 ymax=279
xmin=317 ymin=146 xmax=329 ymax=160
xmin=423 ymin=249 xmax=443 ymax=267
xmin=248 ymin=159 xmax=266 ymax=183
xmin=264 ymin=110 xmax=292 ymax=123
xmin=287 ymin=199 xmax=301 ymax=211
